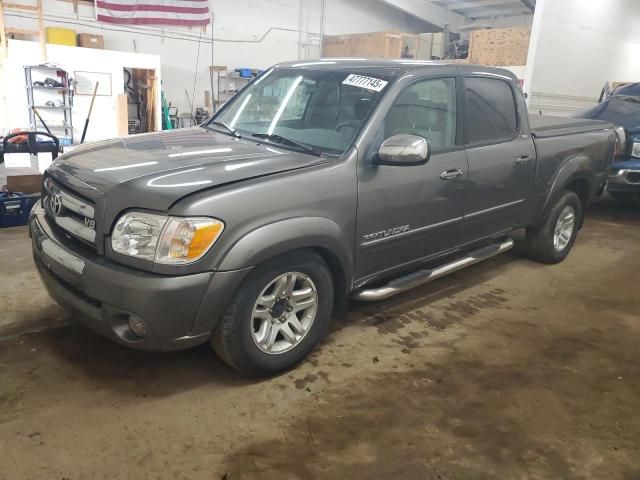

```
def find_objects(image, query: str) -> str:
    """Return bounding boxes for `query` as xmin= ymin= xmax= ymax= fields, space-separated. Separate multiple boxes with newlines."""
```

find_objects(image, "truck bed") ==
xmin=529 ymin=115 xmax=611 ymax=139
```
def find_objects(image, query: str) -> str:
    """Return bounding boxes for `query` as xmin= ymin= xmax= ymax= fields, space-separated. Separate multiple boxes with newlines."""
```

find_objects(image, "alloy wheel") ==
xmin=250 ymin=272 xmax=318 ymax=354
xmin=553 ymin=205 xmax=575 ymax=252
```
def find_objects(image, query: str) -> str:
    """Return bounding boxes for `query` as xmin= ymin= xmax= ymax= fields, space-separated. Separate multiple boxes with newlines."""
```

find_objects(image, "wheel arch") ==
xmin=534 ymin=155 xmax=594 ymax=227
xmin=217 ymin=217 xmax=354 ymax=292
xmin=565 ymin=177 xmax=591 ymax=210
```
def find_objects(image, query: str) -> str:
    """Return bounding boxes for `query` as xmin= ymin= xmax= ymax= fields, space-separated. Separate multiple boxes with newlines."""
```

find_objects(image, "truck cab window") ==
xmin=384 ymin=77 xmax=457 ymax=150
xmin=465 ymin=77 xmax=518 ymax=144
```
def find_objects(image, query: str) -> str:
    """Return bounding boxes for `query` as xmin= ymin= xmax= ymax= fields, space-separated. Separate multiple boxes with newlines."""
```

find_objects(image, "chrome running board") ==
xmin=353 ymin=238 xmax=514 ymax=302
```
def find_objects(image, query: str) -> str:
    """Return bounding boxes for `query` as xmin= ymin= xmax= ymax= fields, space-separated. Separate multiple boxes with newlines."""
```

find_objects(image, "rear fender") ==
xmin=534 ymin=155 xmax=594 ymax=226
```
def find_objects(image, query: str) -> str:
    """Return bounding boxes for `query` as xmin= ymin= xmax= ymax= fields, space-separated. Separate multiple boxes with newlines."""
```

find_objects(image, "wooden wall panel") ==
xmin=468 ymin=26 xmax=531 ymax=66
xmin=322 ymin=28 xmax=530 ymax=66
xmin=115 ymin=94 xmax=128 ymax=137
xmin=323 ymin=32 xmax=410 ymax=59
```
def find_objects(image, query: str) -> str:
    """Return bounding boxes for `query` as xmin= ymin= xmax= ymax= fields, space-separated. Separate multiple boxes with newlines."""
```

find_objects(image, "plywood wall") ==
xmin=469 ymin=26 xmax=531 ymax=66
xmin=323 ymin=32 xmax=402 ymax=58
xmin=322 ymin=28 xmax=531 ymax=66
xmin=323 ymin=31 xmax=446 ymax=60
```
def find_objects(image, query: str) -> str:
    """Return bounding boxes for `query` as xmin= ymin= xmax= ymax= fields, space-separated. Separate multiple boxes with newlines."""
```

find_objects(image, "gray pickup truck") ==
xmin=30 ymin=60 xmax=616 ymax=376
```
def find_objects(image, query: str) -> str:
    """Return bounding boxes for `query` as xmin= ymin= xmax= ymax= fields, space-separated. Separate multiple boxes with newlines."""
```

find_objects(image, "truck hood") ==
xmin=576 ymin=97 xmax=640 ymax=134
xmin=48 ymin=128 xmax=330 ymax=211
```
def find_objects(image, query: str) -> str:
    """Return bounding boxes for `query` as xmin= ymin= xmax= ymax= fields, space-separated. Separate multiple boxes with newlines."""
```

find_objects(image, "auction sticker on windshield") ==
xmin=343 ymin=74 xmax=388 ymax=92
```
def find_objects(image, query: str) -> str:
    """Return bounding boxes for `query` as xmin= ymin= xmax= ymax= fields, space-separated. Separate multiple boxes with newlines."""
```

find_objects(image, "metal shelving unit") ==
xmin=209 ymin=65 xmax=255 ymax=111
xmin=24 ymin=65 xmax=74 ymax=145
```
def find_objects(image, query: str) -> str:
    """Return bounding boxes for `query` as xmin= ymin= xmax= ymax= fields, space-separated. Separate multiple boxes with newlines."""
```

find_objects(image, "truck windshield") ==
xmin=206 ymin=68 xmax=392 ymax=155
xmin=612 ymin=82 xmax=640 ymax=98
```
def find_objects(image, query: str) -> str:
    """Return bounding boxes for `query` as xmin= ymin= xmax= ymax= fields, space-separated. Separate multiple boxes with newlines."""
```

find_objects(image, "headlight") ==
xmin=111 ymin=212 xmax=166 ymax=261
xmin=111 ymin=211 xmax=224 ymax=264
xmin=632 ymin=141 xmax=640 ymax=158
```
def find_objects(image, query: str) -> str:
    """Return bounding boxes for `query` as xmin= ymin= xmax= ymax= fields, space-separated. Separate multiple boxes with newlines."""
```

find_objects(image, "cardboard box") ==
xmin=6 ymin=167 xmax=43 ymax=194
xmin=77 ymin=33 xmax=105 ymax=49
xmin=46 ymin=27 xmax=77 ymax=46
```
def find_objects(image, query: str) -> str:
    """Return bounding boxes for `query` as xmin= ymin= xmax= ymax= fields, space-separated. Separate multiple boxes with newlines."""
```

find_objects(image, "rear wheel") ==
xmin=523 ymin=191 xmax=582 ymax=264
xmin=211 ymin=250 xmax=333 ymax=377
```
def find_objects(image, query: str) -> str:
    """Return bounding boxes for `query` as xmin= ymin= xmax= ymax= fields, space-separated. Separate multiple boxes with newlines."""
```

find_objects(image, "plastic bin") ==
xmin=0 ymin=192 xmax=40 ymax=228
xmin=46 ymin=27 xmax=77 ymax=46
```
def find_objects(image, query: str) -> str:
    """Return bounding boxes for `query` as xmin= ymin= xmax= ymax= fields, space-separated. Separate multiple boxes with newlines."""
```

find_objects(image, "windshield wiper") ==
xmin=204 ymin=121 xmax=240 ymax=137
xmin=251 ymin=133 xmax=316 ymax=154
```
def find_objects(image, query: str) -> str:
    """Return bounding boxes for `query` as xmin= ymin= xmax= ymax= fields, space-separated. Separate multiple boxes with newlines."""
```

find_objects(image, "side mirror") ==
xmin=374 ymin=134 xmax=431 ymax=166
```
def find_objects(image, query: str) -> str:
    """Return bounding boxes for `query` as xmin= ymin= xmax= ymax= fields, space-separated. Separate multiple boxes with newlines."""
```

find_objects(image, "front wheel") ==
xmin=211 ymin=250 xmax=334 ymax=377
xmin=523 ymin=191 xmax=583 ymax=264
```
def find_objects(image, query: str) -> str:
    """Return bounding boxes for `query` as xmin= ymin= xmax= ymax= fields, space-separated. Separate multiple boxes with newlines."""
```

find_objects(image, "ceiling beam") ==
xmin=467 ymin=6 xmax=532 ymax=18
xmin=378 ymin=0 xmax=465 ymax=31
xmin=434 ymin=0 xmax=520 ymax=12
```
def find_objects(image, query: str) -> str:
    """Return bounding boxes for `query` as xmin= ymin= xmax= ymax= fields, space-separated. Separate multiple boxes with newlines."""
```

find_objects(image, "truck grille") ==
xmin=43 ymin=177 xmax=97 ymax=247
xmin=625 ymin=171 xmax=640 ymax=184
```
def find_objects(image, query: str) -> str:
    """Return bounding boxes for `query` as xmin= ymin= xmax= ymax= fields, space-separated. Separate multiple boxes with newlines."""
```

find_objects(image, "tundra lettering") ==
xmin=363 ymin=225 xmax=411 ymax=243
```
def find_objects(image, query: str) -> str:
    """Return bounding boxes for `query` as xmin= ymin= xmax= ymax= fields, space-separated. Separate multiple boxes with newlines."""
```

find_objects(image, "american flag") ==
xmin=96 ymin=0 xmax=210 ymax=27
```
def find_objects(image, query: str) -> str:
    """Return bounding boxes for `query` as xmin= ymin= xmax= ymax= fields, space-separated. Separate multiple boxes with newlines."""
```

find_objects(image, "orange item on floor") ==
xmin=7 ymin=129 xmax=29 ymax=144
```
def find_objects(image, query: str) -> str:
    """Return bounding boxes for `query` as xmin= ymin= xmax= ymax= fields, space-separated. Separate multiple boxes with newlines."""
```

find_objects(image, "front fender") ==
xmin=218 ymin=216 xmax=354 ymax=286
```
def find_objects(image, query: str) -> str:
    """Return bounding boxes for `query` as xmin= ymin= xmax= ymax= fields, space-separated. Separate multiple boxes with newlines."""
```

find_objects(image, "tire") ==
xmin=211 ymin=250 xmax=334 ymax=377
xmin=523 ymin=190 xmax=583 ymax=264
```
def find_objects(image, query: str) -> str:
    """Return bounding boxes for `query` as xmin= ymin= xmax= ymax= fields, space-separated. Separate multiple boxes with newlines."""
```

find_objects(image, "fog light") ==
xmin=128 ymin=315 xmax=147 ymax=338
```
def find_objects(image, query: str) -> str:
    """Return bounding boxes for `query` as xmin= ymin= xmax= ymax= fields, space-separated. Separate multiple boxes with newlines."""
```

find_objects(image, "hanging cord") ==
xmin=210 ymin=12 xmax=215 ymax=113
xmin=190 ymin=27 xmax=203 ymax=122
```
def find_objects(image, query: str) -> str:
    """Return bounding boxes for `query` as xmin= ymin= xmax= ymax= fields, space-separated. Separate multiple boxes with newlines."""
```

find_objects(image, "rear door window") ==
xmin=465 ymin=77 xmax=518 ymax=144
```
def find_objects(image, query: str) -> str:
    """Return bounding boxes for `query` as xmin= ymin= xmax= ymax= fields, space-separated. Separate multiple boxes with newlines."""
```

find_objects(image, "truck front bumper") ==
xmin=607 ymin=159 xmax=640 ymax=193
xmin=30 ymin=204 xmax=249 ymax=351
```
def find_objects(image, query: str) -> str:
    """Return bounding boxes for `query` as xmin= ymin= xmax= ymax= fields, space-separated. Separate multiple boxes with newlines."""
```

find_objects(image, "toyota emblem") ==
xmin=50 ymin=193 xmax=63 ymax=216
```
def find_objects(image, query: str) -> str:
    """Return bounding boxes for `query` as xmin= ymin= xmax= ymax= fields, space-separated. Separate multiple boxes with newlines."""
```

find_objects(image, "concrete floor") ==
xmin=1 ymin=196 xmax=639 ymax=479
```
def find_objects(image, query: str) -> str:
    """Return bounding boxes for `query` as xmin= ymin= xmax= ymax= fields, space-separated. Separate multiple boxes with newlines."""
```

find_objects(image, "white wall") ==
xmin=0 ymin=40 xmax=161 ymax=143
xmin=2 ymin=0 xmax=438 ymax=121
xmin=326 ymin=0 xmax=441 ymax=35
xmin=525 ymin=0 xmax=640 ymax=116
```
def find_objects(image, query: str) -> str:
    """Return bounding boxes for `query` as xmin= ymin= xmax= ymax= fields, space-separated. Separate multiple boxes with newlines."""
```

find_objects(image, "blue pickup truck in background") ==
xmin=576 ymin=82 xmax=640 ymax=200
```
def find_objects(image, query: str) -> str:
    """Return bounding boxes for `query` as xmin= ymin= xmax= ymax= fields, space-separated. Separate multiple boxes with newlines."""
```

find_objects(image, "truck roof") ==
xmin=274 ymin=58 xmax=512 ymax=79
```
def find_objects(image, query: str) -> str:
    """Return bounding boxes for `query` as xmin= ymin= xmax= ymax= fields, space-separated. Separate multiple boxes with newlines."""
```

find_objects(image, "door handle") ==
xmin=515 ymin=155 xmax=532 ymax=165
xmin=440 ymin=169 xmax=464 ymax=180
